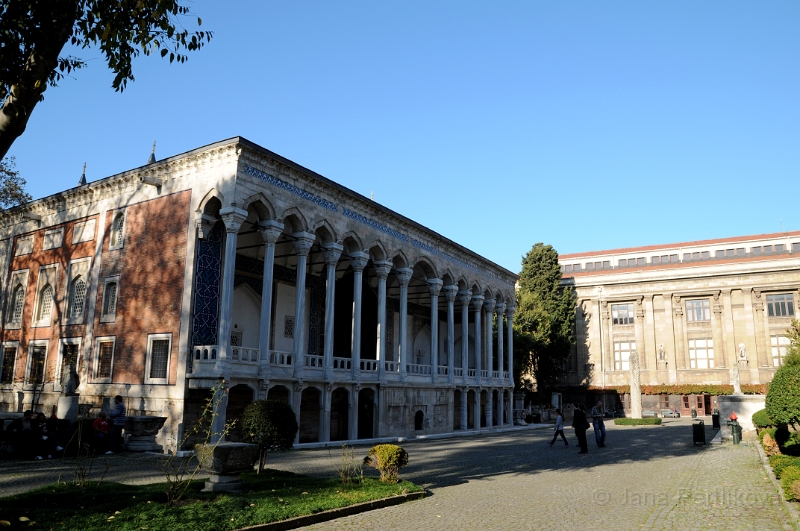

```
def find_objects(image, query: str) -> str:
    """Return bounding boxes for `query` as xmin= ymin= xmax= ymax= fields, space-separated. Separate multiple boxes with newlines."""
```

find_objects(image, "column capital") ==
xmin=373 ymin=260 xmax=392 ymax=279
xmin=349 ymin=251 xmax=370 ymax=273
xmin=258 ymin=219 xmax=284 ymax=244
xmin=426 ymin=278 xmax=443 ymax=296
xmin=471 ymin=294 xmax=485 ymax=310
xmin=220 ymin=207 xmax=248 ymax=233
xmin=483 ymin=298 xmax=496 ymax=313
xmin=443 ymin=285 xmax=459 ymax=303
xmin=495 ymin=302 xmax=506 ymax=315
xmin=458 ymin=290 xmax=472 ymax=306
xmin=292 ymin=231 xmax=315 ymax=256
xmin=320 ymin=242 xmax=343 ymax=266
xmin=506 ymin=305 xmax=516 ymax=319
xmin=395 ymin=267 xmax=413 ymax=286
xmin=195 ymin=213 xmax=217 ymax=239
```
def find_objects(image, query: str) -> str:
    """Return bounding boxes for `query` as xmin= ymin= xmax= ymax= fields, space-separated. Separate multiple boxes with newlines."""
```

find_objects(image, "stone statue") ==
xmin=738 ymin=343 xmax=746 ymax=360
xmin=658 ymin=344 xmax=665 ymax=361
xmin=62 ymin=364 xmax=79 ymax=395
xmin=732 ymin=361 xmax=742 ymax=395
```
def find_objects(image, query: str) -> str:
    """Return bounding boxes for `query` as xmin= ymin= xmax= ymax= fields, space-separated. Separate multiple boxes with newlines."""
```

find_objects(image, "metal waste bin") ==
xmin=691 ymin=409 xmax=697 ymax=418
xmin=692 ymin=420 xmax=706 ymax=445
xmin=712 ymin=413 xmax=720 ymax=430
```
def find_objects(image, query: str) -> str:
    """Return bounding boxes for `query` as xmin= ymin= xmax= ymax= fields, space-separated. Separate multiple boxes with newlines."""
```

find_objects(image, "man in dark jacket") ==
xmin=572 ymin=403 xmax=590 ymax=454
xmin=6 ymin=410 xmax=42 ymax=459
xmin=107 ymin=395 xmax=127 ymax=454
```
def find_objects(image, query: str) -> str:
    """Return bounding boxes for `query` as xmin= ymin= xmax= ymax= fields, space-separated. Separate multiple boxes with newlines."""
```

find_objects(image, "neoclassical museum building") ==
xmin=559 ymin=232 xmax=800 ymax=415
xmin=0 ymin=137 xmax=518 ymax=449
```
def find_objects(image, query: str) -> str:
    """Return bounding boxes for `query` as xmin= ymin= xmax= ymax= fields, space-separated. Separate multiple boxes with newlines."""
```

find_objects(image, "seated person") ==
xmin=6 ymin=411 xmax=43 ymax=460
xmin=93 ymin=412 xmax=110 ymax=453
xmin=34 ymin=412 xmax=64 ymax=458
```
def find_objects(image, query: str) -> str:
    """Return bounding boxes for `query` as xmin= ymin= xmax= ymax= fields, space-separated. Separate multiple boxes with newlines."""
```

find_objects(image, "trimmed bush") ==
xmin=780 ymin=465 xmax=800 ymax=501
xmin=363 ymin=444 xmax=409 ymax=483
xmin=614 ymin=418 xmax=662 ymax=426
xmin=241 ymin=400 xmax=299 ymax=473
xmin=752 ymin=409 xmax=774 ymax=429
xmin=766 ymin=360 xmax=800 ymax=428
xmin=769 ymin=455 xmax=800 ymax=479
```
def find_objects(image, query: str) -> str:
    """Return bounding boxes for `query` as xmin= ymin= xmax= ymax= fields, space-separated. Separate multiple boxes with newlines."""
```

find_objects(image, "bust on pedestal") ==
xmin=57 ymin=364 xmax=80 ymax=421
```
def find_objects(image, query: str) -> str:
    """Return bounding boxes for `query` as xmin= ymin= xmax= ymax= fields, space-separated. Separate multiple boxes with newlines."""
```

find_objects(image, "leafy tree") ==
xmin=513 ymin=243 xmax=575 ymax=405
xmin=0 ymin=157 xmax=30 ymax=209
xmin=0 ymin=0 xmax=212 ymax=159
xmin=766 ymin=319 xmax=800 ymax=429
xmin=241 ymin=400 xmax=298 ymax=474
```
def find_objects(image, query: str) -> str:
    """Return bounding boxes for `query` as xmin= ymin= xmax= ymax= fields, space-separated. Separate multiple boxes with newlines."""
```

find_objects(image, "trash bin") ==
xmin=691 ymin=409 xmax=697 ymax=418
xmin=692 ymin=420 xmax=706 ymax=445
xmin=712 ymin=413 xmax=720 ymax=430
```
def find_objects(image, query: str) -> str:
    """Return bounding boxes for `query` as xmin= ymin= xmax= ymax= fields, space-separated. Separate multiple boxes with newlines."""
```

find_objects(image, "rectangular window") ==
xmin=659 ymin=394 xmax=669 ymax=409
xmin=573 ymin=263 xmax=581 ymax=271
xmin=145 ymin=334 xmax=172 ymax=384
xmin=595 ymin=261 xmax=603 ymax=269
xmin=42 ymin=229 xmax=64 ymax=250
xmin=637 ymin=257 xmax=645 ymax=265
xmin=683 ymin=253 xmax=691 ymax=261
xmin=670 ymin=254 xmax=678 ymax=262
xmin=652 ymin=256 xmax=660 ymax=264
xmin=686 ymin=299 xmax=711 ymax=322
xmin=776 ymin=244 xmax=785 ymax=252
xmin=27 ymin=345 xmax=47 ymax=385
xmin=585 ymin=262 xmax=594 ymax=270
xmin=618 ymin=259 xmax=627 ymax=267
xmin=767 ymin=294 xmax=794 ymax=317
xmin=793 ymin=243 xmax=800 ymax=252
xmin=72 ymin=219 xmax=96 ymax=243
xmin=602 ymin=261 xmax=610 ymax=268
xmin=611 ymin=303 xmax=634 ymax=325
xmin=614 ymin=341 xmax=635 ymax=371
xmin=736 ymin=248 xmax=745 ymax=256
xmin=771 ymin=335 xmax=791 ymax=367
xmin=764 ymin=245 xmax=773 ymax=253
xmin=688 ymin=338 xmax=714 ymax=369
xmin=701 ymin=251 xmax=709 ymax=259
xmin=100 ymin=277 xmax=120 ymax=323
xmin=752 ymin=246 xmax=762 ymax=255
xmin=1 ymin=346 xmax=16 ymax=384
xmin=96 ymin=340 xmax=115 ymax=379
xmin=15 ymin=235 xmax=33 ymax=256
xmin=564 ymin=265 xmax=573 ymax=273
xmin=59 ymin=342 xmax=80 ymax=385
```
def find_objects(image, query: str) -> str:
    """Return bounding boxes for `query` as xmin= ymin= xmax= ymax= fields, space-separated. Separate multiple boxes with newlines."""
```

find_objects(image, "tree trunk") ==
xmin=257 ymin=448 xmax=266 ymax=474
xmin=0 ymin=2 xmax=80 ymax=159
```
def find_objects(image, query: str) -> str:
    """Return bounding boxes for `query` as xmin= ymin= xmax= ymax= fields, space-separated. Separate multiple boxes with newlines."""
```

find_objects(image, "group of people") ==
xmin=549 ymin=401 xmax=608 ymax=454
xmin=4 ymin=394 xmax=128 ymax=460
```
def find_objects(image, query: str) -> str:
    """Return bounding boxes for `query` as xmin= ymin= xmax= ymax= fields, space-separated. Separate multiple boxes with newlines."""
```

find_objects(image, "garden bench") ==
xmin=661 ymin=409 xmax=680 ymax=418
xmin=642 ymin=411 xmax=657 ymax=418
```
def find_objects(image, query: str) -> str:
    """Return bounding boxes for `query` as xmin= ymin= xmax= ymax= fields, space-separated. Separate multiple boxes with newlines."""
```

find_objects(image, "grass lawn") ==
xmin=0 ymin=470 xmax=421 ymax=531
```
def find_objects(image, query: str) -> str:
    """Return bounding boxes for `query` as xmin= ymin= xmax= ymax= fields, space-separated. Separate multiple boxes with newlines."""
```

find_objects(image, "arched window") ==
xmin=103 ymin=282 xmax=118 ymax=316
xmin=11 ymin=284 xmax=24 ymax=323
xmin=37 ymin=284 xmax=53 ymax=322
xmin=111 ymin=212 xmax=125 ymax=248
xmin=68 ymin=276 xmax=87 ymax=319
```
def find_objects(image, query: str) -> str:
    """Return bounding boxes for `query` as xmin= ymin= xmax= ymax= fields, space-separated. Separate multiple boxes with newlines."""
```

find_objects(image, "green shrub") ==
xmin=241 ymin=400 xmax=299 ymax=473
xmin=614 ymin=418 xmax=662 ymax=426
xmin=769 ymin=455 xmax=800 ymax=479
xmin=766 ymin=359 xmax=800 ymax=428
xmin=783 ymin=432 xmax=800 ymax=457
xmin=752 ymin=409 xmax=774 ymax=429
xmin=760 ymin=427 xmax=777 ymax=443
xmin=780 ymin=465 xmax=800 ymax=501
xmin=363 ymin=444 xmax=409 ymax=483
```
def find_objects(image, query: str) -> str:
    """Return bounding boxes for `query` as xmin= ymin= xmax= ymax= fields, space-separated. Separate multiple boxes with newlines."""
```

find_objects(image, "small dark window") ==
xmin=414 ymin=410 xmax=424 ymax=430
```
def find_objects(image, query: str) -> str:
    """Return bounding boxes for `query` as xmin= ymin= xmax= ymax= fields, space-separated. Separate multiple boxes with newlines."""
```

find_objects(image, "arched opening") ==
xmin=267 ymin=385 xmax=290 ymax=403
xmin=225 ymin=384 xmax=255 ymax=442
xmin=467 ymin=390 xmax=475 ymax=429
xmin=453 ymin=390 xmax=462 ymax=430
xmin=330 ymin=387 xmax=349 ymax=441
xmin=480 ymin=390 xmax=487 ymax=428
xmin=357 ymin=388 xmax=375 ymax=439
xmin=299 ymin=387 xmax=321 ymax=443
xmin=414 ymin=410 xmax=424 ymax=431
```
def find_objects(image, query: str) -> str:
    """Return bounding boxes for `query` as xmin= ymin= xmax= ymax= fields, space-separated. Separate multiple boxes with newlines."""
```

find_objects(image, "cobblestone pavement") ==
xmin=0 ymin=419 xmax=795 ymax=531
xmin=262 ymin=419 xmax=796 ymax=531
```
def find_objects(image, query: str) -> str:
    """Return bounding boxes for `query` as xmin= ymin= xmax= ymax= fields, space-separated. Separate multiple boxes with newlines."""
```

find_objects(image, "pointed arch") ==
xmin=390 ymin=249 xmax=409 ymax=269
xmin=365 ymin=240 xmax=389 ymax=262
xmin=279 ymin=207 xmax=309 ymax=233
xmin=312 ymin=219 xmax=337 ymax=244
xmin=456 ymin=276 xmax=470 ymax=291
xmin=197 ymin=189 xmax=224 ymax=217
xmin=242 ymin=192 xmax=276 ymax=221
xmin=339 ymin=231 xmax=364 ymax=254
xmin=412 ymin=256 xmax=439 ymax=280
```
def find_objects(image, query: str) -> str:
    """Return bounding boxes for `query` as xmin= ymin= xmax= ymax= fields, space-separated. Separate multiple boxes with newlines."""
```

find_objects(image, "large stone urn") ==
xmin=124 ymin=416 xmax=167 ymax=452
xmin=197 ymin=442 xmax=258 ymax=492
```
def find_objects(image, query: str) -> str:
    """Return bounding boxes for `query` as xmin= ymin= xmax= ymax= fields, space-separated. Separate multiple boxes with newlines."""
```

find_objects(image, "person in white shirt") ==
xmin=548 ymin=409 xmax=569 ymax=447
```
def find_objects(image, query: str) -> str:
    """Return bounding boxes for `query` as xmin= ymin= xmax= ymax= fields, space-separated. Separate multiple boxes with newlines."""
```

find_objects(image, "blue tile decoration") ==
xmin=244 ymin=165 xmax=338 ymax=212
xmin=192 ymin=221 xmax=223 ymax=346
xmin=342 ymin=208 xmax=409 ymax=243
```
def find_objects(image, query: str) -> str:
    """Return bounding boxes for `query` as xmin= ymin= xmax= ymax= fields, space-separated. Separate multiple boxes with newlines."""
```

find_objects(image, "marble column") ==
xmin=350 ymin=252 xmax=370 ymax=380
xmin=373 ymin=261 xmax=392 ymax=382
xmin=459 ymin=291 xmax=471 ymax=382
xmin=292 ymin=232 xmax=315 ymax=378
xmin=321 ymin=243 xmax=343 ymax=381
xmin=444 ymin=285 xmax=458 ymax=384
xmin=484 ymin=299 xmax=495 ymax=383
xmin=507 ymin=305 xmax=515 ymax=390
xmin=396 ymin=268 xmax=413 ymax=381
xmin=217 ymin=207 xmax=248 ymax=377
xmin=472 ymin=295 xmax=484 ymax=380
xmin=461 ymin=387 xmax=468 ymax=430
xmin=321 ymin=384 xmax=332 ymax=443
xmin=496 ymin=303 xmax=505 ymax=383
xmin=258 ymin=220 xmax=284 ymax=379
xmin=427 ymin=278 xmax=443 ymax=383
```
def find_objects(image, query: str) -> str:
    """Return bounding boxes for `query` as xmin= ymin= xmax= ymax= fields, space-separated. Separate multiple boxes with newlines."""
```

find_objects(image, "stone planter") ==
xmin=124 ymin=416 xmax=167 ymax=452
xmin=197 ymin=441 xmax=258 ymax=492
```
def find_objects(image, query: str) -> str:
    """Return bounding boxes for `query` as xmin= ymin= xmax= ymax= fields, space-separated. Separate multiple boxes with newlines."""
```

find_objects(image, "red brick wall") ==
xmin=2 ymin=217 xmax=97 ymax=383
xmin=92 ymin=190 xmax=191 ymax=385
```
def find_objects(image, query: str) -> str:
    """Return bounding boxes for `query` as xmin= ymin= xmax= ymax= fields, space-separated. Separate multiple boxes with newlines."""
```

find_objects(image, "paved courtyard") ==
xmin=1 ymin=418 xmax=796 ymax=530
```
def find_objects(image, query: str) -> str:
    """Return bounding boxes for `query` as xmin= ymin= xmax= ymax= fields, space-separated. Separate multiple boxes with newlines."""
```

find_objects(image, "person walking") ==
xmin=548 ymin=408 xmax=569 ymax=447
xmin=572 ymin=403 xmax=589 ymax=454
xmin=107 ymin=395 xmax=127 ymax=454
xmin=590 ymin=400 xmax=607 ymax=448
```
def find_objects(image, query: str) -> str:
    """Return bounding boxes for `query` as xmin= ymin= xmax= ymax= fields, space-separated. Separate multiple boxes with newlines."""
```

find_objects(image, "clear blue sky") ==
xmin=7 ymin=1 xmax=800 ymax=274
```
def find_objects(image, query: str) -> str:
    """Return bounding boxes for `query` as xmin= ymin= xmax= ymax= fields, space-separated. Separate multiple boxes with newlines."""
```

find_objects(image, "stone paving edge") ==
xmin=754 ymin=438 xmax=800 ymax=530
xmin=234 ymin=491 xmax=426 ymax=531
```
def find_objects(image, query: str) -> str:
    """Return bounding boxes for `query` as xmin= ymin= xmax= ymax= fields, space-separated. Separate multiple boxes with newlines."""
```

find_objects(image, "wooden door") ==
xmin=681 ymin=395 xmax=691 ymax=416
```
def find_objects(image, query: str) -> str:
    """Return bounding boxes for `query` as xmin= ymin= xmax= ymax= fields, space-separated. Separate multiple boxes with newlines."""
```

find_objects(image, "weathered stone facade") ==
xmin=559 ymin=233 xmax=799 ymax=413
xmin=0 ymin=137 xmax=518 ymax=449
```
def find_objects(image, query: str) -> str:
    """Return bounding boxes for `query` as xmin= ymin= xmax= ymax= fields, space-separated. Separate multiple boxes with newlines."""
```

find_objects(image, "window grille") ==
xmin=61 ymin=343 xmax=79 ymax=382
xmin=613 ymin=341 xmax=635 ymax=370
xmin=112 ymin=213 xmax=125 ymax=247
xmin=611 ymin=303 xmax=634 ymax=325
xmin=686 ymin=299 xmax=711 ymax=322
xmin=11 ymin=285 xmax=24 ymax=322
xmin=69 ymin=277 xmax=86 ymax=318
xmin=28 ymin=346 xmax=46 ymax=384
xmin=104 ymin=283 xmax=118 ymax=315
xmin=37 ymin=285 xmax=53 ymax=321
xmin=149 ymin=339 xmax=169 ymax=379
xmin=771 ymin=335 xmax=791 ymax=367
xmin=284 ymin=315 xmax=295 ymax=338
xmin=767 ymin=294 xmax=794 ymax=317
xmin=97 ymin=341 xmax=114 ymax=378
xmin=688 ymin=338 xmax=714 ymax=369
xmin=0 ymin=347 xmax=15 ymax=384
